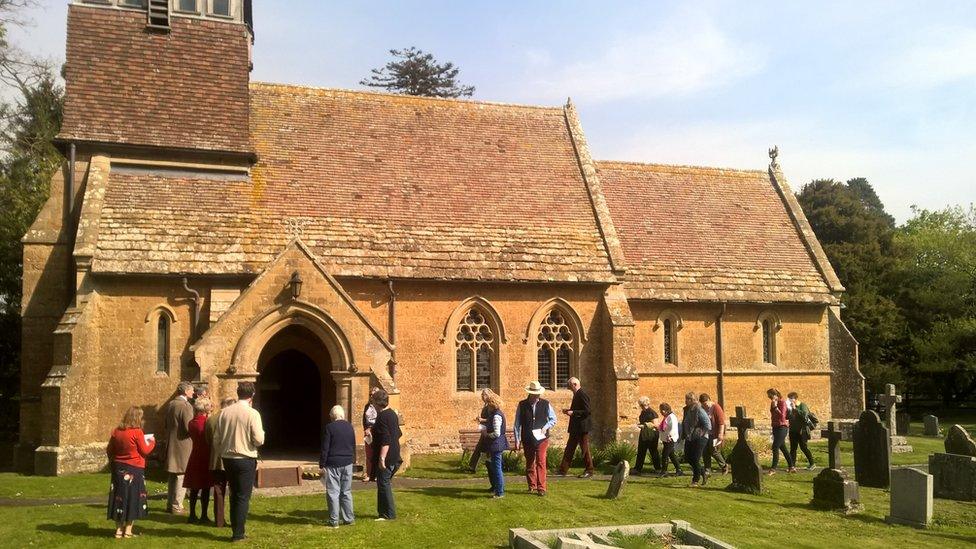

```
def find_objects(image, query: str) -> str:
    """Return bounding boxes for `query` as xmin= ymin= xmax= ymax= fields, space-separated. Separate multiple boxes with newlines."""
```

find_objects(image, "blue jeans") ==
xmin=376 ymin=463 xmax=399 ymax=519
xmin=488 ymin=451 xmax=505 ymax=496
xmin=324 ymin=464 xmax=354 ymax=526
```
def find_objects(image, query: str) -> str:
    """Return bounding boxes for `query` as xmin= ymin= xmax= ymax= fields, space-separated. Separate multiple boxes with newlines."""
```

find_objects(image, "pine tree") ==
xmin=360 ymin=47 xmax=475 ymax=98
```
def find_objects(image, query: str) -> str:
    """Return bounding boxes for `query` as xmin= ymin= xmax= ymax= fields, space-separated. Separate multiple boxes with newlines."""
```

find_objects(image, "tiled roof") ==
xmin=599 ymin=161 xmax=837 ymax=303
xmin=58 ymin=5 xmax=251 ymax=154
xmin=91 ymin=85 xmax=617 ymax=282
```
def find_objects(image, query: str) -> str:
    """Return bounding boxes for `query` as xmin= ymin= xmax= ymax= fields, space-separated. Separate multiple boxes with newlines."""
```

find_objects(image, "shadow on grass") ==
xmin=409 ymin=485 xmax=496 ymax=500
xmin=36 ymin=521 xmax=223 ymax=540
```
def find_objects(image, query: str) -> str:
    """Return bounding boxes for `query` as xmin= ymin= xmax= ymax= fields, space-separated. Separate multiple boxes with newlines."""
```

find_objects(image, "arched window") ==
xmin=663 ymin=318 xmax=675 ymax=365
xmin=455 ymin=309 xmax=495 ymax=391
xmin=536 ymin=309 xmax=575 ymax=390
xmin=655 ymin=310 xmax=682 ymax=366
xmin=157 ymin=315 xmax=171 ymax=374
xmin=755 ymin=311 xmax=781 ymax=366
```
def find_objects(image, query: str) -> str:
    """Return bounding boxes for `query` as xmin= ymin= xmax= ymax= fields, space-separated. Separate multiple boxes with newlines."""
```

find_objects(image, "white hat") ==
xmin=525 ymin=381 xmax=546 ymax=395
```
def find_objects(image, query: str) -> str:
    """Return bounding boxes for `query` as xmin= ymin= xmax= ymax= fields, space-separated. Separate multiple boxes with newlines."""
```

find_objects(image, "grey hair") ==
xmin=329 ymin=405 xmax=345 ymax=421
xmin=685 ymin=391 xmax=697 ymax=402
xmin=177 ymin=381 xmax=194 ymax=395
xmin=638 ymin=396 xmax=651 ymax=407
xmin=193 ymin=397 xmax=212 ymax=414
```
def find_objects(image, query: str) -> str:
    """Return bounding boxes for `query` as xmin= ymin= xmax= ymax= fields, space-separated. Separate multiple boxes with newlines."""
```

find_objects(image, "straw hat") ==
xmin=524 ymin=381 xmax=546 ymax=395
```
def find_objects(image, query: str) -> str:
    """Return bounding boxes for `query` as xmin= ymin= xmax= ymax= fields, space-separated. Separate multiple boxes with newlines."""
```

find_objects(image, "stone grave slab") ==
xmin=885 ymin=467 xmax=932 ymax=528
xmin=878 ymin=384 xmax=912 ymax=453
xmin=605 ymin=460 xmax=629 ymax=499
xmin=944 ymin=424 xmax=976 ymax=457
xmin=853 ymin=410 xmax=891 ymax=489
xmin=811 ymin=468 xmax=862 ymax=513
xmin=896 ymin=412 xmax=910 ymax=436
xmin=923 ymin=414 xmax=940 ymax=437
xmin=929 ymin=453 xmax=976 ymax=502
xmin=726 ymin=406 xmax=762 ymax=495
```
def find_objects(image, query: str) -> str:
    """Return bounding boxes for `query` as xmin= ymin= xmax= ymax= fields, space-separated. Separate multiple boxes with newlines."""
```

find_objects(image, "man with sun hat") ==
xmin=513 ymin=380 xmax=558 ymax=496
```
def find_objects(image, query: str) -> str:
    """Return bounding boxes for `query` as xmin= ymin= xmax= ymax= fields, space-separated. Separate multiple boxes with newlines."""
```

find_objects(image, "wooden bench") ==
xmin=459 ymin=429 xmax=519 ymax=467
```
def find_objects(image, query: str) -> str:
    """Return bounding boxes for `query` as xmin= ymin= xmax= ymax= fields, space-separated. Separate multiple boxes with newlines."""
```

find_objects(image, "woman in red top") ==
xmin=106 ymin=406 xmax=156 ymax=538
xmin=183 ymin=398 xmax=213 ymax=523
xmin=767 ymin=388 xmax=796 ymax=475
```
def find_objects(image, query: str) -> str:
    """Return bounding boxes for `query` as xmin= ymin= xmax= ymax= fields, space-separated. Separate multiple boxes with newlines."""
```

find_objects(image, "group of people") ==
xmin=105 ymin=381 xmax=403 ymax=541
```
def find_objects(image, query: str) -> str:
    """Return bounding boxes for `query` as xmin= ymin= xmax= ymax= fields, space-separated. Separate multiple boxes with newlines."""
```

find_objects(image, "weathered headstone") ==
xmin=923 ymin=414 xmax=941 ymax=437
xmin=820 ymin=421 xmax=846 ymax=471
xmin=605 ymin=460 xmax=629 ymax=499
xmin=944 ymin=424 xmax=976 ymax=457
xmin=811 ymin=468 xmax=862 ymax=513
xmin=725 ymin=406 xmax=762 ymax=495
xmin=896 ymin=411 xmax=910 ymax=436
xmin=929 ymin=453 xmax=976 ymax=501
xmin=878 ymin=384 xmax=913 ymax=453
xmin=885 ymin=467 xmax=933 ymax=528
xmin=853 ymin=410 xmax=891 ymax=488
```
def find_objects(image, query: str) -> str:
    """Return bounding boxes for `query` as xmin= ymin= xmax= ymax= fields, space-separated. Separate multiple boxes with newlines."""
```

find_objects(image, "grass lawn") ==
xmin=0 ymin=469 xmax=973 ymax=548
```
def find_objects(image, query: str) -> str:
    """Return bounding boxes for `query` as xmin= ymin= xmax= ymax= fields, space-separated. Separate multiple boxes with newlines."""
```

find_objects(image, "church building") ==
xmin=19 ymin=0 xmax=863 ymax=474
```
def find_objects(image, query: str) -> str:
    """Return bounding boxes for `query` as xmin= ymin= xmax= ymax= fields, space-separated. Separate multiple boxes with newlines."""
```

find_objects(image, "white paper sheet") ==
xmin=532 ymin=428 xmax=546 ymax=441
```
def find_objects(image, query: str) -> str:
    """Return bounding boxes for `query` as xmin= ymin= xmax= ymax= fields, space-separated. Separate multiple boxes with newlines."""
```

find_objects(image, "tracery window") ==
xmin=536 ymin=309 xmax=574 ymax=390
xmin=455 ymin=309 xmax=495 ymax=391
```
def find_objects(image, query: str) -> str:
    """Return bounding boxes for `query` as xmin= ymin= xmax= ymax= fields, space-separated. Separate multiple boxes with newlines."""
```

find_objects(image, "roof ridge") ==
xmin=249 ymin=81 xmax=562 ymax=112
xmin=597 ymin=159 xmax=766 ymax=175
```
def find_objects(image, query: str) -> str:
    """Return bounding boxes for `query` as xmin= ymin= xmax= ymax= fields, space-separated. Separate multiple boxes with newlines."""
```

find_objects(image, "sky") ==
xmin=12 ymin=1 xmax=976 ymax=222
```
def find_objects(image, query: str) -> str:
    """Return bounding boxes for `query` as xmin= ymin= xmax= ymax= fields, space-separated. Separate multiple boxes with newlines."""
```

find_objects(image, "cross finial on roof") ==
xmin=768 ymin=145 xmax=780 ymax=170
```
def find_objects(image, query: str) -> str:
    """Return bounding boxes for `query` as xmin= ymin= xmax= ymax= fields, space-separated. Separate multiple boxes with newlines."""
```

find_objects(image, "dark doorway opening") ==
xmin=256 ymin=325 xmax=336 ymax=455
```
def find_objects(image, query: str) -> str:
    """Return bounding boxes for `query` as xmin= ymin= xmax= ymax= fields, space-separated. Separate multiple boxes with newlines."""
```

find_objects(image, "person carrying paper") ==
xmin=513 ymin=381 xmax=557 ymax=496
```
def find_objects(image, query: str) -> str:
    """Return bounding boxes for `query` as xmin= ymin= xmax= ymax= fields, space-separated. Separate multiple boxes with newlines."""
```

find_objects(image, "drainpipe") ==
xmin=182 ymin=277 xmax=200 ymax=342
xmin=716 ymin=302 xmax=727 ymax=408
xmin=64 ymin=142 xmax=76 ymax=230
xmin=387 ymin=280 xmax=397 ymax=379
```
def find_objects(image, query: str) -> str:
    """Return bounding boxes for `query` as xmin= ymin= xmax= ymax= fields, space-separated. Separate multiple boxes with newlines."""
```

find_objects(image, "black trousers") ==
xmin=376 ymin=463 xmax=399 ymax=520
xmin=634 ymin=433 xmax=661 ymax=472
xmin=789 ymin=430 xmax=814 ymax=467
xmin=703 ymin=436 xmax=727 ymax=470
xmin=684 ymin=436 xmax=707 ymax=483
xmin=771 ymin=426 xmax=795 ymax=469
xmin=223 ymin=457 xmax=257 ymax=540
xmin=661 ymin=441 xmax=682 ymax=474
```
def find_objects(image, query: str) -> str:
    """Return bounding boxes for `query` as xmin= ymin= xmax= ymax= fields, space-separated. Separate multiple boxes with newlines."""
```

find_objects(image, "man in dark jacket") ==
xmin=558 ymin=377 xmax=595 ymax=478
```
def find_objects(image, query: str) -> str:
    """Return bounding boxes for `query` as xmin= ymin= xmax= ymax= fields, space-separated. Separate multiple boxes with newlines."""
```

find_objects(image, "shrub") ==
xmin=594 ymin=440 xmax=637 ymax=467
xmin=546 ymin=445 xmax=565 ymax=470
xmin=501 ymin=450 xmax=525 ymax=473
xmin=720 ymin=434 xmax=773 ymax=462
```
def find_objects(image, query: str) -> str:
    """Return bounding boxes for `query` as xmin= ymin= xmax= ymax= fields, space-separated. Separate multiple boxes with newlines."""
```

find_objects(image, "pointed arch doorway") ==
xmin=255 ymin=324 xmax=337 ymax=455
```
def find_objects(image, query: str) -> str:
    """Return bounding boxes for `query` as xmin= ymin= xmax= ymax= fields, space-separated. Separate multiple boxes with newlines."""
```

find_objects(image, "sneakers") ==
xmin=788 ymin=467 xmax=798 ymax=474
xmin=491 ymin=494 xmax=505 ymax=499
xmin=578 ymin=472 xmax=593 ymax=479
xmin=721 ymin=465 xmax=729 ymax=475
xmin=537 ymin=490 xmax=546 ymax=497
xmin=806 ymin=463 xmax=815 ymax=471
xmin=701 ymin=472 xmax=709 ymax=486
xmin=374 ymin=518 xmax=388 ymax=522
xmin=766 ymin=469 xmax=777 ymax=476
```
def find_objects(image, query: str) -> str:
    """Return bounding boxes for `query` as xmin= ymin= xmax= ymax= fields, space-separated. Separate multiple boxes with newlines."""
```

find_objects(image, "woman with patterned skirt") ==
xmin=106 ymin=406 xmax=156 ymax=538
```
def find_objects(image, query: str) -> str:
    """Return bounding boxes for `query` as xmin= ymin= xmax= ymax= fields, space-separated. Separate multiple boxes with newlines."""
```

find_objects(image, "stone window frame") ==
xmin=146 ymin=304 xmax=178 ymax=377
xmin=207 ymin=0 xmax=235 ymax=18
xmin=754 ymin=310 xmax=782 ymax=366
xmin=653 ymin=309 xmax=683 ymax=367
xmin=174 ymin=0 xmax=202 ymax=14
xmin=525 ymin=298 xmax=586 ymax=391
xmin=443 ymin=297 xmax=507 ymax=395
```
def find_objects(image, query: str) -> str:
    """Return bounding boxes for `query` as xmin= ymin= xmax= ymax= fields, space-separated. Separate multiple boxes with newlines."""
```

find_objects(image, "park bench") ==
xmin=459 ymin=428 xmax=519 ymax=467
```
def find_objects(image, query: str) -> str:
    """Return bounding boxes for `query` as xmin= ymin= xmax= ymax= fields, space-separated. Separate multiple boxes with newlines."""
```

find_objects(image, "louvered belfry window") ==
xmin=455 ymin=309 xmax=494 ymax=391
xmin=537 ymin=310 xmax=574 ymax=390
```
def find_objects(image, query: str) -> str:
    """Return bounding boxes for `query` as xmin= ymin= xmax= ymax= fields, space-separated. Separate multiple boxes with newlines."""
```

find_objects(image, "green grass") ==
xmin=0 ymin=470 xmax=974 ymax=548
xmin=0 ymin=472 xmax=167 ymax=500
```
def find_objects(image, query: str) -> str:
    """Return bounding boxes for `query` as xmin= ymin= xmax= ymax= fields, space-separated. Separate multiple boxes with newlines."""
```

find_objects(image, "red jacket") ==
xmin=107 ymin=427 xmax=155 ymax=469
xmin=770 ymin=399 xmax=789 ymax=428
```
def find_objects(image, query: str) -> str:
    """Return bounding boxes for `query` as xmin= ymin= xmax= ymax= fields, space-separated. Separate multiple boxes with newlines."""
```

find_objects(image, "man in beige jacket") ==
xmin=214 ymin=382 xmax=264 ymax=542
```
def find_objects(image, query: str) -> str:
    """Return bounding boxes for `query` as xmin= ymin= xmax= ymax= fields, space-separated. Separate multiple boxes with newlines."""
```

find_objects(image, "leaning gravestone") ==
xmin=930 ymin=424 xmax=976 ymax=502
xmin=726 ymin=406 xmax=762 ymax=495
xmin=923 ymin=414 xmax=940 ymax=437
xmin=896 ymin=411 xmax=910 ymax=436
xmin=605 ymin=460 xmax=630 ymax=499
xmin=878 ymin=384 xmax=912 ymax=453
xmin=885 ymin=467 xmax=933 ymax=528
xmin=811 ymin=421 xmax=862 ymax=513
xmin=853 ymin=410 xmax=891 ymax=488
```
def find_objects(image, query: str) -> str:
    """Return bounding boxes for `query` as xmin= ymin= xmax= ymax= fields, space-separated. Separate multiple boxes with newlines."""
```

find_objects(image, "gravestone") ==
xmin=811 ymin=468 xmax=862 ymax=513
xmin=929 ymin=453 xmax=976 ymax=501
xmin=853 ymin=410 xmax=891 ymax=488
xmin=885 ymin=467 xmax=933 ymax=528
xmin=944 ymin=424 xmax=976 ymax=457
xmin=820 ymin=421 xmax=846 ymax=471
xmin=930 ymin=424 xmax=976 ymax=502
xmin=878 ymin=384 xmax=912 ymax=453
xmin=605 ymin=459 xmax=629 ymax=499
xmin=725 ymin=406 xmax=762 ymax=495
xmin=923 ymin=414 xmax=940 ymax=437
xmin=896 ymin=412 xmax=910 ymax=436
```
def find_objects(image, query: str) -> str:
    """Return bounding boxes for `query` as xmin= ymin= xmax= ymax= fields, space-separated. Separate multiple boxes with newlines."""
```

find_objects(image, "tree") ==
xmin=0 ymin=0 xmax=63 ymax=441
xmin=360 ymin=47 xmax=475 ymax=98
xmin=797 ymin=178 xmax=906 ymax=392
xmin=893 ymin=206 xmax=976 ymax=405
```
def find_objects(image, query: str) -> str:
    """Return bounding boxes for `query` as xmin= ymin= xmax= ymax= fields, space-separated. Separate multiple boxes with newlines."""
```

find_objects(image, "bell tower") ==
xmin=58 ymin=0 xmax=255 ymax=163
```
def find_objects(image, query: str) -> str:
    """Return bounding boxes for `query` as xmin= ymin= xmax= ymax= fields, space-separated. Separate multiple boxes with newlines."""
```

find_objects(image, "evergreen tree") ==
xmin=360 ymin=47 xmax=475 ymax=98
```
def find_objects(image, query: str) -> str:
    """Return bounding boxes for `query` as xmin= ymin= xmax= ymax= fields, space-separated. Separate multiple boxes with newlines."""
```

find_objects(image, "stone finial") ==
xmin=768 ymin=145 xmax=780 ymax=170
xmin=280 ymin=217 xmax=310 ymax=240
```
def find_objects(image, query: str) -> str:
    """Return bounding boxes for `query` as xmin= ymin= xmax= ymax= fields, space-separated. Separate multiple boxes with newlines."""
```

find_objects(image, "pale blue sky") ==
xmin=14 ymin=1 xmax=976 ymax=222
